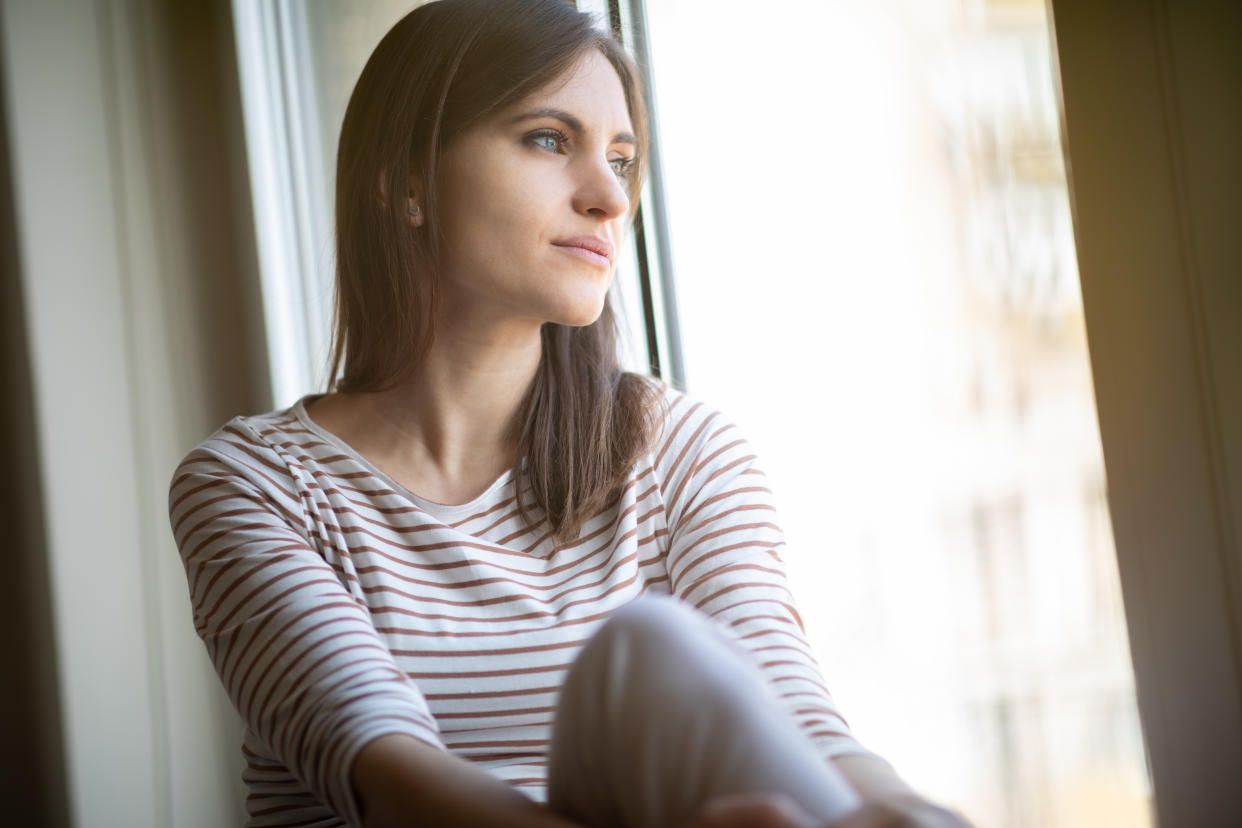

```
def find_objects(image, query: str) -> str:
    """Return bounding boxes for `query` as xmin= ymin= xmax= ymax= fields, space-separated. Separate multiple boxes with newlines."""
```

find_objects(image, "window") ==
xmin=642 ymin=0 xmax=1152 ymax=824
xmin=232 ymin=0 xmax=1154 ymax=823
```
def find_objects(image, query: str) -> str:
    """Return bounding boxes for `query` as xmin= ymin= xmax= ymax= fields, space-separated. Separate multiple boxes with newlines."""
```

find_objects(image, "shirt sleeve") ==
xmin=655 ymin=394 xmax=873 ymax=761
xmin=168 ymin=419 xmax=443 ymax=826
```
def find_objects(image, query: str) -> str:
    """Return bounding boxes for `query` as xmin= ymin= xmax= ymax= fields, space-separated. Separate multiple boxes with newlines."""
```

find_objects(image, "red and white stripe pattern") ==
xmin=169 ymin=389 xmax=861 ymax=826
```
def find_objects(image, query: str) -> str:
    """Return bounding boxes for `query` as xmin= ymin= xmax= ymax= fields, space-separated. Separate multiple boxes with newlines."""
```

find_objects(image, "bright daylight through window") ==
xmin=645 ymin=0 xmax=1152 ymax=825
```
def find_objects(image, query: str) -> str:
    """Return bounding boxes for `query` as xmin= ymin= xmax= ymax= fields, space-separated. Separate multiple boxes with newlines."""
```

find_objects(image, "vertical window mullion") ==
xmin=598 ymin=0 xmax=686 ymax=387
xmin=231 ymin=0 xmax=335 ymax=406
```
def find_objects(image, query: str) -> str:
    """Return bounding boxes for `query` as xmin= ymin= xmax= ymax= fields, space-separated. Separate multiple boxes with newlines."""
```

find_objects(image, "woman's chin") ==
xmin=548 ymin=295 xmax=608 ymax=328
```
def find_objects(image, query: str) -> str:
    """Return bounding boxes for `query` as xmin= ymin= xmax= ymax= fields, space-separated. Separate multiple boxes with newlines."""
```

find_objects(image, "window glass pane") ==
xmin=301 ymin=1 xmax=419 ymax=168
xmin=645 ymin=0 xmax=1153 ymax=824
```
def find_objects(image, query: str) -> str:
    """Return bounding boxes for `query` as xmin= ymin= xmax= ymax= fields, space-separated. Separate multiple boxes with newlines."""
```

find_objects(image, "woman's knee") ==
xmin=593 ymin=594 xmax=707 ymax=658
xmin=577 ymin=594 xmax=753 ymax=698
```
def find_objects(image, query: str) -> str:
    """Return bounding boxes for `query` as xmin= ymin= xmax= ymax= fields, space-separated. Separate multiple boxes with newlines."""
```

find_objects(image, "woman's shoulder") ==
xmin=633 ymin=378 xmax=756 ymax=482
xmin=169 ymin=398 xmax=322 ymax=495
xmin=644 ymin=381 xmax=741 ymax=455
xmin=632 ymin=380 xmax=773 ymax=532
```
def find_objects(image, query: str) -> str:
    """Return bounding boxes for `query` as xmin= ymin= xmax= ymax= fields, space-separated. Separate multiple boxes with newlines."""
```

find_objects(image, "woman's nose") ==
xmin=571 ymin=157 xmax=630 ymax=220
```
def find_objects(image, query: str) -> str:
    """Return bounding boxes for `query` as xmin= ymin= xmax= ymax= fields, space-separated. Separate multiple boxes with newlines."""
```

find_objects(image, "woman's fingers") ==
xmin=823 ymin=797 xmax=973 ymax=828
xmin=683 ymin=792 xmax=822 ymax=828
xmin=680 ymin=791 xmax=972 ymax=828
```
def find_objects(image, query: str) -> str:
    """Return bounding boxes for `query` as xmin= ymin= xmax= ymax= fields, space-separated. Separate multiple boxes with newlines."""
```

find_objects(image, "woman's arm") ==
xmin=656 ymin=397 xmax=858 ymax=757
xmin=655 ymin=397 xmax=969 ymax=825
xmin=170 ymin=427 xmax=445 ymax=824
xmin=351 ymin=735 xmax=583 ymax=828
xmin=172 ymin=427 xmax=587 ymax=827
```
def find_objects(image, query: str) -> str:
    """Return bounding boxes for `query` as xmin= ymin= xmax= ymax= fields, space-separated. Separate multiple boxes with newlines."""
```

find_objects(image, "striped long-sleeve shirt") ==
xmin=168 ymin=388 xmax=864 ymax=827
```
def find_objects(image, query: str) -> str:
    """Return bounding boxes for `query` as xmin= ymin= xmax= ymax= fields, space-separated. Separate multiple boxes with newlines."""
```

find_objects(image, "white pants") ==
xmin=547 ymin=595 xmax=862 ymax=828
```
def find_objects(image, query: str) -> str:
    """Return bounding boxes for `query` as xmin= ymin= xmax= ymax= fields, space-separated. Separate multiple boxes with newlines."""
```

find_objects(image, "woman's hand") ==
xmin=682 ymin=792 xmax=972 ymax=828
xmin=681 ymin=793 xmax=822 ymax=828
xmin=823 ymin=795 xmax=971 ymax=828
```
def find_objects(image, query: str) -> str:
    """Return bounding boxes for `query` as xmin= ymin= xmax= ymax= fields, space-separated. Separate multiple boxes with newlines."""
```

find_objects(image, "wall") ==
xmin=0 ymin=0 xmax=267 ymax=824
xmin=0 ymin=8 xmax=68 ymax=818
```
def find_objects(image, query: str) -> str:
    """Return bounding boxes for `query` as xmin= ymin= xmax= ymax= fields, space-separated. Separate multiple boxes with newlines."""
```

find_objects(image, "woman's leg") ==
xmin=547 ymin=594 xmax=861 ymax=828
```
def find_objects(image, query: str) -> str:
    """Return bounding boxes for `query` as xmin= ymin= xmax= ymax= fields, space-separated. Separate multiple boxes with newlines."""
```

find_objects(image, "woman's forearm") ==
xmin=351 ymin=734 xmax=584 ymax=828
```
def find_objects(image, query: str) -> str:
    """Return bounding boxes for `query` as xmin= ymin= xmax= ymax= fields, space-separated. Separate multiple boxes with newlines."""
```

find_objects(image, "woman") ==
xmin=169 ymin=1 xmax=968 ymax=826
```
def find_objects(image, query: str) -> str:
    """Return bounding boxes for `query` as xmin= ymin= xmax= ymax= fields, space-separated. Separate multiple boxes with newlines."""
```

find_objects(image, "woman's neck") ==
xmin=310 ymin=322 xmax=544 ymax=505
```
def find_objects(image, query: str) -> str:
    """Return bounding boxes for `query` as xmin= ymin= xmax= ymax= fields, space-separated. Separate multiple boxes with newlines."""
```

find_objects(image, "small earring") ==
xmin=408 ymin=204 xmax=420 ymax=217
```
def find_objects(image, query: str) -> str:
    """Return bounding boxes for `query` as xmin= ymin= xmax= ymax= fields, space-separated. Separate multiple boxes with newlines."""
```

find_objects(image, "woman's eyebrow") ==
xmin=508 ymin=107 xmax=636 ymax=146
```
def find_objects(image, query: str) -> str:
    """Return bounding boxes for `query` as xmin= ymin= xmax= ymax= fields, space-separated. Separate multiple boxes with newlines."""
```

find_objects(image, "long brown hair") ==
xmin=330 ymin=0 xmax=662 ymax=542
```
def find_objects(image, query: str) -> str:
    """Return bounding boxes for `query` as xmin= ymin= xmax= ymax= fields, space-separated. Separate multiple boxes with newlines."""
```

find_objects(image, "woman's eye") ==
xmin=610 ymin=157 xmax=636 ymax=178
xmin=528 ymin=130 xmax=566 ymax=153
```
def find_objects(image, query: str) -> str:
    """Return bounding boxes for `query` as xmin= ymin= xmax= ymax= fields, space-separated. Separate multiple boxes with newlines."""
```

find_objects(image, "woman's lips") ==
xmin=552 ymin=236 xmax=614 ymax=268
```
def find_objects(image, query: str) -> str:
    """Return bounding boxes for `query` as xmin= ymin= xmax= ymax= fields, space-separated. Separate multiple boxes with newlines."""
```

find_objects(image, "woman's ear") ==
xmin=405 ymin=197 xmax=424 ymax=228
xmin=376 ymin=170 xmax=425 ymax=228
xmin=376 ymin=170 xmax=391 ymax=207
xmin=405 ymin=175 xmax=425 ymax=228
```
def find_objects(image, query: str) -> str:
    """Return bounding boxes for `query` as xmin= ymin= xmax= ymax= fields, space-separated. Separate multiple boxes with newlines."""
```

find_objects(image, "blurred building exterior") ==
xmin=647 ymin=0 xmax=1151 ymax=825
xmin=931 ymin=2 xmax=1150 ymax=823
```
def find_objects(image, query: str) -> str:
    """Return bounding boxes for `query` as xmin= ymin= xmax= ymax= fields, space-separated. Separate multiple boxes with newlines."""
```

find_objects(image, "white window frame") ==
xmin=232 ymin=0 xmax=334 ymax=407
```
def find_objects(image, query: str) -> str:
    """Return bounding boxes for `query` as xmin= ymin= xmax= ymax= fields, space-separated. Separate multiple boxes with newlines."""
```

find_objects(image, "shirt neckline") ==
xmin=290 ymin=394 xmax=516 ymax=520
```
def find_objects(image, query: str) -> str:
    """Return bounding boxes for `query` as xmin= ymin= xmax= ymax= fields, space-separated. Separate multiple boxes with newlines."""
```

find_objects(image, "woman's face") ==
xmin=429 ymin=49 xmax=636 ymax=334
